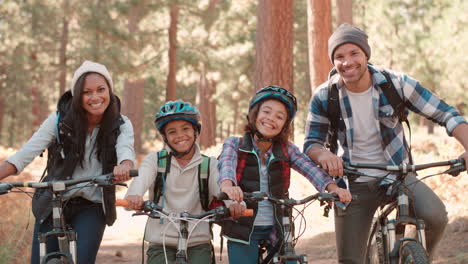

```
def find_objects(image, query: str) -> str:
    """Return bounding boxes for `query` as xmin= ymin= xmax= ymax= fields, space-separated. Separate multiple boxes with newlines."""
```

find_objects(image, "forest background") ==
xmin=0 ymin=0 xmax=467 ymax=263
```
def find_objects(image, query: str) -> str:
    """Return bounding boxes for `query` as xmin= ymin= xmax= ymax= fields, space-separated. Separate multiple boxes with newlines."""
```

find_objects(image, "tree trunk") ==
xmin=197 ymin=67 xmax=217 ymax=149
xmin=122 ymin=80 xmax=145 ymax=154
xmin=307 ymin=0 xmax=332 ymax=92
xmin=254 ymin=0 xmax=294 ymax=92
xmin=166 ymin=4 xmax=179 ymax=101
xmin=58 ymin=0 xmax=69 ymax=96
xmin=337 ymin=0 xmax=353 ymax=25
xmin=123 ymin=4 xmax=147 ymax=154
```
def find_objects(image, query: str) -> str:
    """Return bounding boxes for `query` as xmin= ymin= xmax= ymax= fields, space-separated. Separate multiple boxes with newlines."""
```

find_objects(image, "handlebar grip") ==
xmin=129 ymin=169 xmax=138 ymax=177
xmin=115 ymin=199 xmax=130 ymax=207
xmin=242 ymin=209 xmax=254 ymax=217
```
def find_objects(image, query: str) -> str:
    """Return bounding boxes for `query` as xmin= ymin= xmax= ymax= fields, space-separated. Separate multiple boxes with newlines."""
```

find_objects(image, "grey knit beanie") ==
xmin=328 ymin=24 xmax=371 ymax=63
xmin=70 ymin=60 xmax=113 ymax=96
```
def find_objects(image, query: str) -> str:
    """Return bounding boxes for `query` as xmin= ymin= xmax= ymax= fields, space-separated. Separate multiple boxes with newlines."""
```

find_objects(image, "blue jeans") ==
xmin=31 ymin=198 xmax=106 ymax=264
xmin=227 ymin=225 xmax=297 ymax=264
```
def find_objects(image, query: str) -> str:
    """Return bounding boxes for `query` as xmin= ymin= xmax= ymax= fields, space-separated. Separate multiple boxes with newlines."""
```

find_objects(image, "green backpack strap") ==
xmin=198 ymin=155 xmax=211 ymax=211
xmin=153 ymin=149 xmax=171 ymax=206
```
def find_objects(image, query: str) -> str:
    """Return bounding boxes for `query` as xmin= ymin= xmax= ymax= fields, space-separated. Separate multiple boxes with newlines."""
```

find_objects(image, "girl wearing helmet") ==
xmin=124 ymin=100 xmax=221 ymax=264
xmin=218 ymin=86 xmax=352 ymax=263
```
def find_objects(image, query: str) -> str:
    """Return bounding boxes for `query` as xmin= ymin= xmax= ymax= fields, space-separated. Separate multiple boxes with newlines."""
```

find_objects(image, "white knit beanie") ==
xmin=70 ymin=60 xmax=113 ymax=96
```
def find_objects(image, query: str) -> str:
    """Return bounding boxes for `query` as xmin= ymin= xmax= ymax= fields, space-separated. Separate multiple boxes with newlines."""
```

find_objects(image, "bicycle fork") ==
xmin=271 ymin=214 xmax=307 ymax=264
xmin=39 ymin=193 xmax=77 ymax=264
xmin=175 ymin=219 xmax=190 ymax=264
xmin=381 ymin=189 xmax=427 ymax=263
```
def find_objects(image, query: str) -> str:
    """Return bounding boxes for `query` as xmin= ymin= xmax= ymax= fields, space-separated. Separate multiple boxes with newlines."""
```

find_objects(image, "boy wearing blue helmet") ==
xmin=124 ymin=100 xmax=221 ymax=264
xmin=218 ymin=86 xmax=351 ymax=263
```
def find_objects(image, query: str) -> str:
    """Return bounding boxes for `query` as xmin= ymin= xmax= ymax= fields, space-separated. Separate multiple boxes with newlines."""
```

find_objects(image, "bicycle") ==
xmin=0 ymin=169 xmax=138 ymax=264
xmin=218 ymin=191 xmax=345 ymax=264
xmin=342 ymin=158 xmax=466 ymax=264
xmin=116 ymin=198 xmax=253 ymax=264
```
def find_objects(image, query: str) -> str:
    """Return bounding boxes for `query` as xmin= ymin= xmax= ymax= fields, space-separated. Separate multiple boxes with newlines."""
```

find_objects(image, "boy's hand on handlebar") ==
xmin=326 ymin=183 xmax=352 ymax=203
xmin=317 ymin=152 xmax=344 ymax=177
xmin=228 ymin=203 xmax=246 ymax=218
xmin=125 ymin=195 xmax=144 ymax=210
xmin=113 ymin=160 xmax=134 ymax=182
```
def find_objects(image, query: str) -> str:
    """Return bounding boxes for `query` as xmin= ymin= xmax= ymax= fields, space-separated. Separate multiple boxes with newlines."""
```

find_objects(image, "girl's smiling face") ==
xmin=255 ymin=99 xmax=288 ymax=139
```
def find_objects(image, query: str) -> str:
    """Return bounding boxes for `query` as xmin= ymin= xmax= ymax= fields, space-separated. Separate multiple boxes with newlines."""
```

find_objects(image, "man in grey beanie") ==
xmin=303 ymin=24 xmax=468 ymax=263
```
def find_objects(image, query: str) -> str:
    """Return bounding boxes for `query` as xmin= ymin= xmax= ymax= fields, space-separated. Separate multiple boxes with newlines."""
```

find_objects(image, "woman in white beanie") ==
xmin=0 ymin=61 xmax=136 ymax=264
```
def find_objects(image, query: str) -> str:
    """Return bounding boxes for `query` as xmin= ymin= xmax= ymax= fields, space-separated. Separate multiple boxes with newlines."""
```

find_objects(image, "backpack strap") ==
xmin=379 ymin=70 xmax=413 ymax=164
xmin=153 ymin=149 xmax=171 ymax=207
xmin=379 ymin=71 xmax=408 ymax=123
xmin=198 ymin=154 xmax=211 ymax=211
xmin=326 ymin=80 xmax=340 ymax=154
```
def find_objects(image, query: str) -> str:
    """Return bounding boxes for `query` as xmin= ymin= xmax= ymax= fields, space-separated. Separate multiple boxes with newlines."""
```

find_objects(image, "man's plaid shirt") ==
xmin=304 ymin=64 xmax=467 ymax=165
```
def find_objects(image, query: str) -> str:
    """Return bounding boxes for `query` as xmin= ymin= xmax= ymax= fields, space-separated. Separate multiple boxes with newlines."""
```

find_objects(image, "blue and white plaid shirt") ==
xmin=304 ymin=64 xmax=467 ymax=165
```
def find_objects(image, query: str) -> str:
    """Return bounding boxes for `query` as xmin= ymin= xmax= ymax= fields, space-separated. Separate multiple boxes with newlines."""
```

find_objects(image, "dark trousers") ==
xmin=31 ymin=198 xmax=106 ymax=264
xmin=334 ymin=174 xmax=448 ymax=264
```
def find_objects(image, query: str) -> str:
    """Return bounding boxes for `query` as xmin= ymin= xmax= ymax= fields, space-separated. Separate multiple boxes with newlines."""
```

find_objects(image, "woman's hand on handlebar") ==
xmin=113 ymin=160 xmax=134 ymax=182
xmin=125 ymin=195 xmax=144 ymax=210
xmin=326 ymin=183 xmax=352 ymax=203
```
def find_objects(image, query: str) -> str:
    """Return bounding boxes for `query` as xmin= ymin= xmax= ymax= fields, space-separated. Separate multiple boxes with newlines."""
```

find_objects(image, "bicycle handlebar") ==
xmin=0 ymin=169 xmax=139 ymax=194
xmin=216 ymin=191 xmax=346 ymax=206
xmin=115 ymin=199 xmax=254 ymax=219
xmin=344 ymin=158 xmax=465 ymax=177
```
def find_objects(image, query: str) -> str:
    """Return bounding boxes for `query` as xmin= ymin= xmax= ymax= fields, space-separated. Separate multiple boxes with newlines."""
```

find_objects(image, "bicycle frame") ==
xmin=39 ymin=187 xmax=77 ymax=264
xmin=116 ymin=199 xmax=253 ymax=264
xmin=0 ymin=170 xmax=137 ymax=264
xmin=371 ymin=181 xmax=427 ymax=264
xmin=344 ymin=158 xmax=465 ymax=264
xmin=239 ymin=192 xmax=339 ymax=264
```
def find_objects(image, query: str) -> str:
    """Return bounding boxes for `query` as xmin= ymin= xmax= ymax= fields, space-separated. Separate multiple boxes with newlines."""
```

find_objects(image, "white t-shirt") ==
xmin=347 ymin=87 xmax=388 ymax=182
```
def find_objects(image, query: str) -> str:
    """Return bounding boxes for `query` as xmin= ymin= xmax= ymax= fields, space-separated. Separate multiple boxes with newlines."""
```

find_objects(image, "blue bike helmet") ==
xmin=155 ymin=100 xmax=201 ymax=133
xmin=249 ymin=85 xmax=297 ymax=121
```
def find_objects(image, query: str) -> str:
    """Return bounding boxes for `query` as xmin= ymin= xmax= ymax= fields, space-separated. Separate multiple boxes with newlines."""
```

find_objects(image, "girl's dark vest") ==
xmin=31 ymin=91 xmax=123 ymax=226
xmin=221 ymin=134 xmax=291 ymax=243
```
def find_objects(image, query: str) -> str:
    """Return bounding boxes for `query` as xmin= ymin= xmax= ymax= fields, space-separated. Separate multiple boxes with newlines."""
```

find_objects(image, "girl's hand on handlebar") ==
xmin=220 ymin=180 xmax=243 ymax=202
xmin=125 ymin=195 xmax=144 ymax=210
xmin=228 ymin=203 xmax=247 ymax=218
xmin=326 ymin=183 xmax=352 ymax=203
xmin=113 ymin=160 xmax=134 ymax=182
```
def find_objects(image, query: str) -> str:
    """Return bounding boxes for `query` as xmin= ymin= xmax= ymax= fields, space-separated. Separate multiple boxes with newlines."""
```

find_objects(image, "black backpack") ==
xmin=325 ymin=68 xmax=412 ymax=163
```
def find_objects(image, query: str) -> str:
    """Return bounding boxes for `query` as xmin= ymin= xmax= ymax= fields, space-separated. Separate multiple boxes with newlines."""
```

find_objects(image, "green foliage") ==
xmin=1 ymin=0 xmax=466 ymax=147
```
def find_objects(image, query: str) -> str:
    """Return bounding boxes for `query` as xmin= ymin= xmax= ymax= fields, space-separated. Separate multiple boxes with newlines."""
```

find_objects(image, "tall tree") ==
xmin=337 ymin=0 xmax=353 ymax=25
xmin=307 ymin=0 xmax=332 ymax=91
xmin=254 ymin=0 xmax=294 ymax=91
xmin=165 ymin=3 xmax=179 ymax=101
xmin=58 ymin=0 xmax=69 ymax=96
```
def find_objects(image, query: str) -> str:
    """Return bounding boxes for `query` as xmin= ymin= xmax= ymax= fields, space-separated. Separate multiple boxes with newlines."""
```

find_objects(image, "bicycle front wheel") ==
xmin=399 ymin=241 xmax=429 ymax=264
